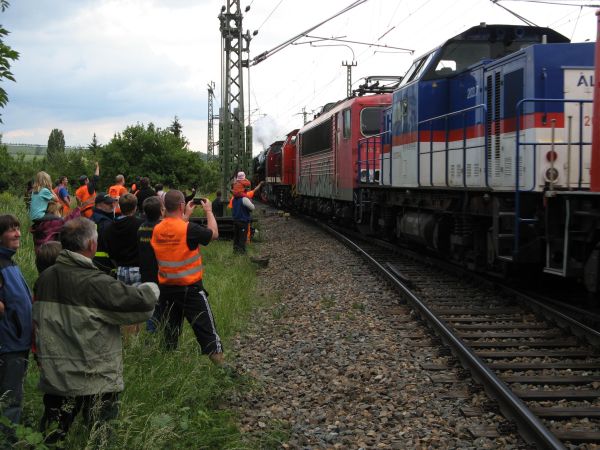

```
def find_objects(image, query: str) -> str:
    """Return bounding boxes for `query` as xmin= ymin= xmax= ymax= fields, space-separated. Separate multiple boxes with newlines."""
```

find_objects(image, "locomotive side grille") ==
xmin=494 ymin=71 xmax=501 ymax=178
xmin=486 ymin=74 xmax=493 ymax=179
xmin=505 ymin=157 xmax=512 ymax=179
xmin=466 ymin=164 xmax=472 ymax=178
xmin=518 ymin=154 xmax=525 ymax=188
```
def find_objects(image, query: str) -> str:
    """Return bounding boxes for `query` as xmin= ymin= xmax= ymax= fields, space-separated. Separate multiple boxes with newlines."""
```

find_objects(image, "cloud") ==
xmin=0 ymin=0 xmax=597 ymax=154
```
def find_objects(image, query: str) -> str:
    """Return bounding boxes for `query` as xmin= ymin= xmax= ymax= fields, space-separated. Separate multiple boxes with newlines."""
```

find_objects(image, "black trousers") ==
xmin=233 ymin=220 xmax=248 ymax=254
xmin=41 ymin=392 xmax=119 ymax=443
xmin=159 ymin=283 xmax=223 ymax=354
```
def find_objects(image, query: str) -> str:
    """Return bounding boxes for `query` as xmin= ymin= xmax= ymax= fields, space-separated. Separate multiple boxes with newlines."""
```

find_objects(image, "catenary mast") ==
xmin=218 ymin=1 xmax=253 ymax=199
xmin=207 ymin=81 xmax=218 ymax=158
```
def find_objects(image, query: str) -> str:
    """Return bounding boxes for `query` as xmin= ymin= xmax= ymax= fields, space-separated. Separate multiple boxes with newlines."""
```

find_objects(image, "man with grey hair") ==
xmin=33 ymin=217 xmax=159 ymax=443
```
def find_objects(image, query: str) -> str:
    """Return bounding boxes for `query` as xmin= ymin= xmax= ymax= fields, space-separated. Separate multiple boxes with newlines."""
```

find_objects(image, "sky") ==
xmin=0 ymin=0 xmax=598 ymax=154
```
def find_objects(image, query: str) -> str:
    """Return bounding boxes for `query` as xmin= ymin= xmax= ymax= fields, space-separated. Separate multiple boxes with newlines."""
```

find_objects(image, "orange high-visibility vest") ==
xmin=75 ymin=185 xmax=95 ymax=218
xmin=108 ymin=184 xmax=127 ymax=214
xmin=151 ymin=217 xmax=203 ymax=286
xmin=227 ymin=189 xmax=255 ymax=209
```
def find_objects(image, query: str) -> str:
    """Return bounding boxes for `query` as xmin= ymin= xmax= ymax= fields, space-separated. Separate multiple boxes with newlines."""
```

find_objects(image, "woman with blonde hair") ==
xmin=29 ymin=171 xmax=58 ymax=221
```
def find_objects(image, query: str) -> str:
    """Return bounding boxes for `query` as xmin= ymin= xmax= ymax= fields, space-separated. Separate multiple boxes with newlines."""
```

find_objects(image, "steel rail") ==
xmin=320 ymin=223 xmax=566 ymax=450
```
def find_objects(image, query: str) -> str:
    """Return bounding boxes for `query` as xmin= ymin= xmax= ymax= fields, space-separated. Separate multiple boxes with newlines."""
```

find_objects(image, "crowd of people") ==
xmin=0 ymin=164 xmax=260 ymax=445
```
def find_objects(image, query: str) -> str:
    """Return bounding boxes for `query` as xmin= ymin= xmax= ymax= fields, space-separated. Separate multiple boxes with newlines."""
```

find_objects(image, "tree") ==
xmin=168 ymin=116 xmax=183 ymax=140
xmin=0 ymin=1 xmax=19 ymax=122
xmin=88 ymin=133 xmax=101 ymax=154
xmin=47 ymin=128 xmax=65 ymax=163
xmin=98 ymin=122 xmax=218 ymax=192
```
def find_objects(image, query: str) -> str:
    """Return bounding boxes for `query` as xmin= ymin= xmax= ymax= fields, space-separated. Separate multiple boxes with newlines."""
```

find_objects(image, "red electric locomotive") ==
xmin=295 ymin=77 xmax=400 ymax=219
xmin=263 ymin=130 xmax=299 ymax=207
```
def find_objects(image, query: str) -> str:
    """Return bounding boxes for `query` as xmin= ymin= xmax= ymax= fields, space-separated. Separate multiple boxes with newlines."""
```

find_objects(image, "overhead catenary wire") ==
xmin=570 ymin=5 xmax=584 ymax=39
xmin=501 ymin=0 xmax=600 ymax=5
xmin=490 ymin=0 xmax=539 ymax=26
xmin=250 ymin=0 xmax=367 ymax=66
xmin=256 ymin=0 xmax=285 ymax=32
xmin=296 ymin=35 xmax=414 ymax=53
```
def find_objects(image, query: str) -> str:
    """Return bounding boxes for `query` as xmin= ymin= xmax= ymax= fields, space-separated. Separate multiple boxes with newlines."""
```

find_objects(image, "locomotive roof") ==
xmin=400 ymin=24 xmax=570 ymax=86
xmin=450 ymin=24 xmax=569 ymax=46
xmin=412 ymin=24 xmax=569 ymax=63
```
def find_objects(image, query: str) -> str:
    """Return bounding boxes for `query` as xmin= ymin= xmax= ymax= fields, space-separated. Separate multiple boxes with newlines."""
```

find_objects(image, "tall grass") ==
xmin=0 ymin=193 xmax=280 ymax=449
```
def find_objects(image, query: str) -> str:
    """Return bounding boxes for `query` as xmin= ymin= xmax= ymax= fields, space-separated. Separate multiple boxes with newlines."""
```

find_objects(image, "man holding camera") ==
xmin=150 ymin=190 xmax=224 ymax=365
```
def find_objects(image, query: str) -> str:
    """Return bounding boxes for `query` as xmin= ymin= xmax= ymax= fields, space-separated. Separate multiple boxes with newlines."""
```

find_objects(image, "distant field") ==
xmin=5 ymin=143 xmax=86 ymax=158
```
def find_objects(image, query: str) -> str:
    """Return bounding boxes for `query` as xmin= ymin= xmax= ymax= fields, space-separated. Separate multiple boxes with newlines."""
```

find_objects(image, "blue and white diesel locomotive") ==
xmin=357 ymin=24 xmax=599 ymax=290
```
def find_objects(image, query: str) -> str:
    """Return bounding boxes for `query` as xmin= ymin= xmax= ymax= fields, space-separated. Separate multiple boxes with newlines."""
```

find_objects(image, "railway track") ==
xmin=320 ymin=223 xmax=600 ymax=449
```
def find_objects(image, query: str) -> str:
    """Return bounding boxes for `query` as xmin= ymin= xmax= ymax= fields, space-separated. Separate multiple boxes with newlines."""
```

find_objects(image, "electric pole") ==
xmin=207 ymin=81 xmax=218 ymax=158
xmin=218 ymin=1 xmax=253 ymax=199
xmin=342 ymin=60 xmax=357 ymax=98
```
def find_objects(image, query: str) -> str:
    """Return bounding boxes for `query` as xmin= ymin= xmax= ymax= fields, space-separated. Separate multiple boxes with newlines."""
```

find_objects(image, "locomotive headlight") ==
xmin=545 ymin=167 xmax=559 ymax=182
xmin=546 ymin=150 xmax=558 ymax=162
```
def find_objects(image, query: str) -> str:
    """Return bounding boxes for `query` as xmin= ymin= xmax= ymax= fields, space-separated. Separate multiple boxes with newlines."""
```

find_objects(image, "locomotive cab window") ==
xmin=423 ymin=38 xmax=547 ymax=81
xmin=400 ymin=52 xmax=435 ymax=87
xmin=361 ymin=107 xmax=384 ymax=137
xmin=343 ymin=109 xmax=351 ymax=139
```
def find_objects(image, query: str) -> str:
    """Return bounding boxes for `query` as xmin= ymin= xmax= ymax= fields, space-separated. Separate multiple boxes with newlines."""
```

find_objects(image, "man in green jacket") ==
xmin=33 ymin=217 xmax=159 ymax=444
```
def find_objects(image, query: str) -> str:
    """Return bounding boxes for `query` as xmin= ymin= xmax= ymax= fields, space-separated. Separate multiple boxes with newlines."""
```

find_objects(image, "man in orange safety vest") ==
xmin=150 ymin=190 xmax=224 ymax=365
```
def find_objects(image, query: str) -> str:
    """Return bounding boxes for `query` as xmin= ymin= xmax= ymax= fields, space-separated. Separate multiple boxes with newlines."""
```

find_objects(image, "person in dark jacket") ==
xmin=90 ymin=192 xmax=116 ymax=274
xmin=232 ymin=191 xmax=255 ymax=254
xmin=0 ymin=214 xmax=32 ymax=427
xmin=212 ymin=191 xmax=224 ymax=217
xmin=137 ymin=196 xmax=164 ymax=332
xmin=105 ymin=194 xmax=144 ymax=285
xmin=134 ymin=177 xmax=156 ymax=218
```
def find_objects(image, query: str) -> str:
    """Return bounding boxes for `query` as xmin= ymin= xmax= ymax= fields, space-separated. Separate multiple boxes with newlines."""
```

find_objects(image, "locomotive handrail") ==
xmin=418 ymin=104 xmax=488 ymax=189
xmin=357 ymin=131 xmax=388 ymax=184
xmin=513 ymin=98 xmax=592 ymax=258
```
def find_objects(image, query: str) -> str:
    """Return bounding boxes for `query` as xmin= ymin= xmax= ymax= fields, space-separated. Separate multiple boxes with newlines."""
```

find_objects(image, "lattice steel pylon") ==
xmin=342 ymin=60 xmax=357 ymax=98
xmin=218 ymin=1 xmax=253 ymax=199
xmin=207 ymin=81 xmax=218 ymax=158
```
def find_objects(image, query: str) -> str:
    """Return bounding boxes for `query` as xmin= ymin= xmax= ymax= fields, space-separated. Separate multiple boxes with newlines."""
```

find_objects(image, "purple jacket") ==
xmin=32 ymin=208 xmax=81 ymax=248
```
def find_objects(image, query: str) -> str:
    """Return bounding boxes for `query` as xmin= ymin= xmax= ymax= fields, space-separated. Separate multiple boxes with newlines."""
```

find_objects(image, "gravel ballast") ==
xmin=228 ymin=211 xmax=526 ymax=449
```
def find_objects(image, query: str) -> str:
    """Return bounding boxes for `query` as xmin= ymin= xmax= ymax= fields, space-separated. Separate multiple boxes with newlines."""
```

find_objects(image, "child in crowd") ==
xmin=35 ymin=241 xmax=62 ymax=273
xmin=231 ymin=172 xmax=251 ymax=198
xmin=31 ymin=201 xmax=80 ymax=248
xmin=30 ymin=171 xmax=58 ymax=222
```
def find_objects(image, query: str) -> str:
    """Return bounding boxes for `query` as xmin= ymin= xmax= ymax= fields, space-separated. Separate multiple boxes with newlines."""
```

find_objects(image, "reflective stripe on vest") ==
xmin=151 ymin=217 xmax=203 ymax=285
xmin=156 ymin=253 xmax=200 ymax=267
xmin=159 ymin=264 xmax=203 ymax=279
xmin=95 ymin=251 xmax=109 ymax=258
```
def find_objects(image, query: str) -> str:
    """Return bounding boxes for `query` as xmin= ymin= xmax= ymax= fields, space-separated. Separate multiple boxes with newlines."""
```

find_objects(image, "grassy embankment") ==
xmin=0 ymin=192 xmax=285 ymax=449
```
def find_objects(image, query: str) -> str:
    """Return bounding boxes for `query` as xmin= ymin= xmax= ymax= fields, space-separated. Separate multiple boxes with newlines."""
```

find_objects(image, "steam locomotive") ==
xmin=255 ymin=24 xmax=600 ymax=292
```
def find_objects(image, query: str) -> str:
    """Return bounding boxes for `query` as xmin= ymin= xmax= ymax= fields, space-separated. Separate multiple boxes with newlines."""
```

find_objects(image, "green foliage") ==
xmin=98 ymin=122 xmax=219 ymax=191
xmin=0 ymin=119 xmax=219 ymax=197
xmin=168 ymin=115 xmax=183 ymax=140
xmin=46 ymin=129 xmax=65 ymax=164
xmin=0 ymin=0 xmax=19 ymax=122
xmin=88 ymin=133 xmax=102 ymax=155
